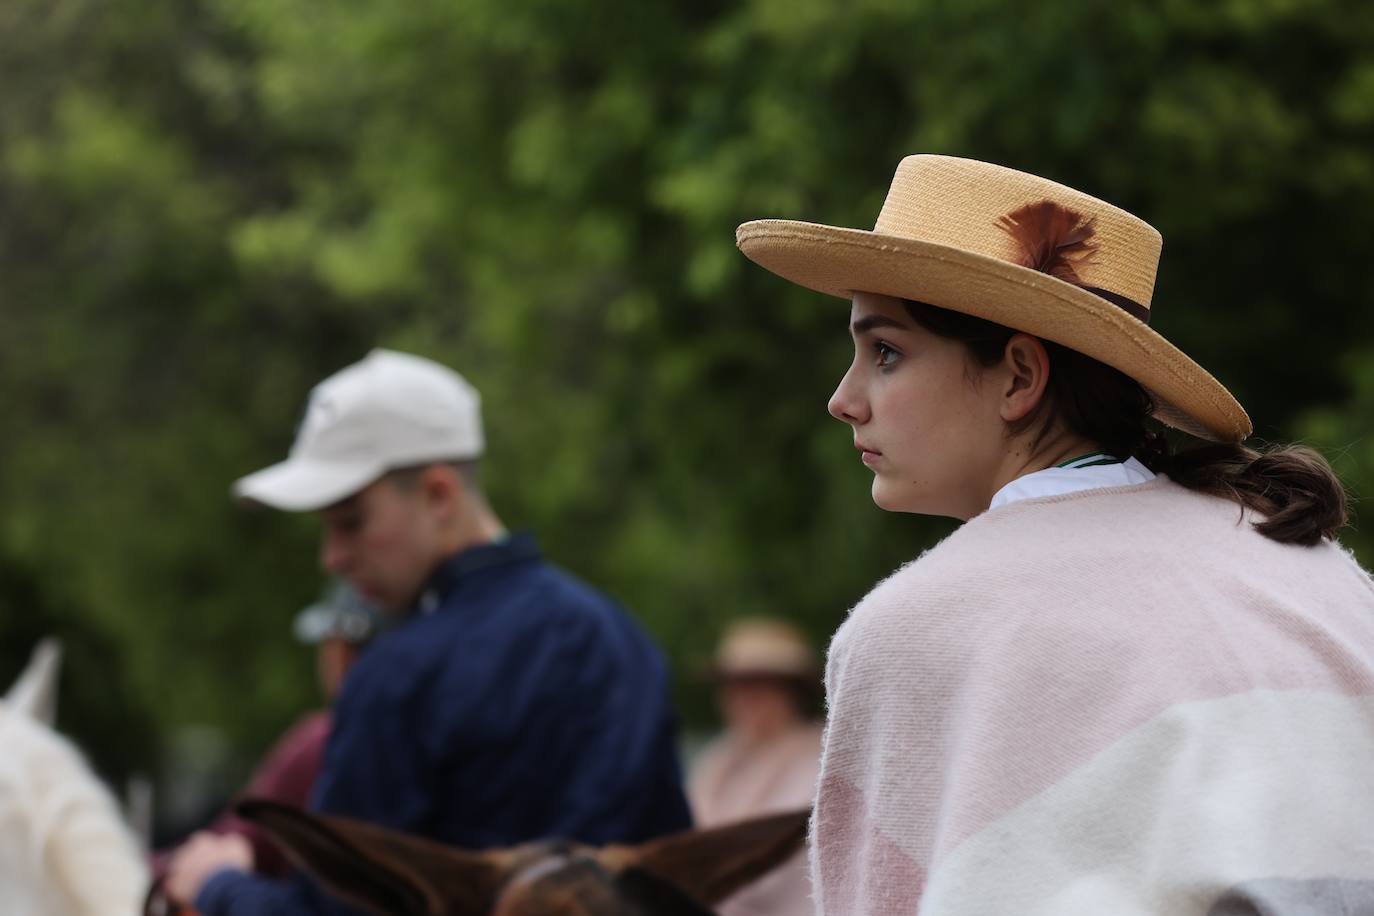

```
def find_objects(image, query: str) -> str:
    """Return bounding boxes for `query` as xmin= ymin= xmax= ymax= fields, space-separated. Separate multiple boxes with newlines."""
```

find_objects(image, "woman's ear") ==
xmin=999 ymin=333 xmax=1051 ymax=423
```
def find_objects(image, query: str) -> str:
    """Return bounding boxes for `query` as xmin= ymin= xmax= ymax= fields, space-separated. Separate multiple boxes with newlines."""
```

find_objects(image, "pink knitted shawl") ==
xmin=814 ymin=478 xmax=1374 ymax=915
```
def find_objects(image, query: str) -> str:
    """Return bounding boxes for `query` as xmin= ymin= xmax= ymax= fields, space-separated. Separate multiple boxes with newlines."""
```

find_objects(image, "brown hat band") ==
xmin=1083 ymin=286 xmax=1151 ymax=324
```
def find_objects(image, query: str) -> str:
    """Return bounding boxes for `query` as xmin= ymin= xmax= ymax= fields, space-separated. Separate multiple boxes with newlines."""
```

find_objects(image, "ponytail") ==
xmin=1137 ymin=435 xmax=1347 ymax=547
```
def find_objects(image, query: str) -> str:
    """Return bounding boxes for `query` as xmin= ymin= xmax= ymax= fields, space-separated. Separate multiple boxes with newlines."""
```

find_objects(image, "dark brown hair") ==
xmin=385 ymin=459 xmax=482 ymax=493
xmin=902 ymin=299 xmax=1347 ymax=546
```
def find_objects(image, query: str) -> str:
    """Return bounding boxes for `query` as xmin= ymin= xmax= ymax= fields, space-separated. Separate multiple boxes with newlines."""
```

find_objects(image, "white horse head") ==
xmin=0 ymin=638 xmax=148 ymax=916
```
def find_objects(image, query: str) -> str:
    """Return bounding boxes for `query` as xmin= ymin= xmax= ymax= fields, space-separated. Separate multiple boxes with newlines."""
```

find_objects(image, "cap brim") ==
xmin=232 ymin=457 xmax=384 ymax=512
xmin=736 ymin=219 xmax=1251 ymax=443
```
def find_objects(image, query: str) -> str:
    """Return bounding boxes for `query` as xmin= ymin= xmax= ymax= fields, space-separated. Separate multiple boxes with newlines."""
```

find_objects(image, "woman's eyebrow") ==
xmin=851 ymin=314 xmax=912 ymax=335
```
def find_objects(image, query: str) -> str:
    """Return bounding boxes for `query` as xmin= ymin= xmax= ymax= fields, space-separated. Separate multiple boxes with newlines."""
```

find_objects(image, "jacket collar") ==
xmin=416 ymin=533 xmax=541 ymax=614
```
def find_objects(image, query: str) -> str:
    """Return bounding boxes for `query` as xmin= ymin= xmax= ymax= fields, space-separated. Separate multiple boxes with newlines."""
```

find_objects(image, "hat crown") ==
xmin=292 ymin=349 xmax=485 ymax=466
xmin=715 ymin=618 xmax=816 ymax=678
xmin=873 ymin=156 xmax=1162 ymax=314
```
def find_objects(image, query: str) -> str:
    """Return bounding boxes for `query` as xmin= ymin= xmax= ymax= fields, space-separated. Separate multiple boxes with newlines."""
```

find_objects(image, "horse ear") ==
xmin=236 ymin=800 xmax=508 ymax=916
xmin=6 ymin=638 xmax=62 ymax=725
xmin=602 ymin=808 xmax=811 ymax=907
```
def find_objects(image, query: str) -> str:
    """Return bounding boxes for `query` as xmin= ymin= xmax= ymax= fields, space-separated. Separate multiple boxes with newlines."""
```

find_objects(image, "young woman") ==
xmin=736 ymin=155 xmax=1374 ymax=916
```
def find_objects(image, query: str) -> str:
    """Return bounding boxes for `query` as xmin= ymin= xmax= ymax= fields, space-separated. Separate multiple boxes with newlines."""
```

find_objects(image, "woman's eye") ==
xmin=874 ymin=341 xmax=900 ymax=368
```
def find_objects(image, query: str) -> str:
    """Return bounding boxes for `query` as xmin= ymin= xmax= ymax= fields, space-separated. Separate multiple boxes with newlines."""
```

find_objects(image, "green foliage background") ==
xmin=1 ymin=0 xmax=1372 ymax=803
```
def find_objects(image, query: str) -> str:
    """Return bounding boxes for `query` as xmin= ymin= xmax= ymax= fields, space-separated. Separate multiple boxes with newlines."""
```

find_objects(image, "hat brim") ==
xmin=232 ymin=457 xmax=384 ymax=512
xmin=706 ymin=666 xmax=822 ymax=684
xmin=737 ymin=219 xmax=1251 ymax=443
xmin=696 ymin=660 xmax=822 ymax=684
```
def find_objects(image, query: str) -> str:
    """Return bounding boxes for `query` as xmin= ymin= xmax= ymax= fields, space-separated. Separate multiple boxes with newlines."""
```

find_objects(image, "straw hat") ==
xmin=736 ymin=155 xmax=1251 ymax=442
xmin=710 ymin=618 xmax=818 ymax=681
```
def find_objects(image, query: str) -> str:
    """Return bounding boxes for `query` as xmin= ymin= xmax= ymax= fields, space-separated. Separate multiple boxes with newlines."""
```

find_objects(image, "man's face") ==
xmin=318 ymin=477 xmax=442 ymax=613
xmin=718 ymin=676 xmax=800 ymax=743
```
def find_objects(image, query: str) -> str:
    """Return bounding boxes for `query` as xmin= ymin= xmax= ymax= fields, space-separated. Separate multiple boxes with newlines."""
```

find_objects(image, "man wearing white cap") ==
xmin=166 ymin=349 xmax=692 ymax=915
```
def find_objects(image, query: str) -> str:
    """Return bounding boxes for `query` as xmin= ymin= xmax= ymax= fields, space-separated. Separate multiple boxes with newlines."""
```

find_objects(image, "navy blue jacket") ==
xmin=197 ymin=534 xmax=691 ymax=915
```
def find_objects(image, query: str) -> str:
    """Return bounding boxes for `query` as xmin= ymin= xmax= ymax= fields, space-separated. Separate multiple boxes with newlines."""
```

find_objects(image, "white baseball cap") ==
xmin=233 ymin=349 xmax=485 ymax=511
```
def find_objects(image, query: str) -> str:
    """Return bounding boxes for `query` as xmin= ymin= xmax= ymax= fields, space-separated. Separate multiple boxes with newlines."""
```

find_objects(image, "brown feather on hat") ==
xmin=996 ymin=200 xmax=1097 ymax=284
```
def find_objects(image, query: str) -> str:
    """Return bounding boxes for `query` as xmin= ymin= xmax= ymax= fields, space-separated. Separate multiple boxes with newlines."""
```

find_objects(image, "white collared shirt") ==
xmin=988 ymin=453 xmax=1156 ymax=512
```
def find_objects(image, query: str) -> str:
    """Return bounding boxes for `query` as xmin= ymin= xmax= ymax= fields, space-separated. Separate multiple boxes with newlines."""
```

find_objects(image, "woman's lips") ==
xmin=856 ymin=442 xmax=882 ymax=466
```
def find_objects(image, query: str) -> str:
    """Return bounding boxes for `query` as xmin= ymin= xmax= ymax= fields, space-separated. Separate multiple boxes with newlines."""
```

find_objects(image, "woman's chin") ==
xmin=871 ymin=478 xmax=955 ymax=517
xmin=870 ymin=478 xmax=914 ymax=513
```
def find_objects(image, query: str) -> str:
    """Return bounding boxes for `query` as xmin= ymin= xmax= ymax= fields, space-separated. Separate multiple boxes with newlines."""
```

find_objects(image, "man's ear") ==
xmin=236 ymin=800 xmax=508 ymax=916
xmin=1000 ymin=333 xmax=1051 ymax=423
xmin=599 ymin=808 xmax=810 ymax=907
xmin=419 ymin=464 xmax=465 ymax=520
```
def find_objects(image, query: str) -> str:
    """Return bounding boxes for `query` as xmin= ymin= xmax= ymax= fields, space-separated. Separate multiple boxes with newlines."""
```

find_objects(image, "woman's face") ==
xmin=828 ymin=292 xmax=1006 ymax=519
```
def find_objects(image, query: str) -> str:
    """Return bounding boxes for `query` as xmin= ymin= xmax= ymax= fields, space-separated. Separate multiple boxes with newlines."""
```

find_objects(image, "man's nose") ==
xmin=320 ymin=533 xmax=349 ymax=574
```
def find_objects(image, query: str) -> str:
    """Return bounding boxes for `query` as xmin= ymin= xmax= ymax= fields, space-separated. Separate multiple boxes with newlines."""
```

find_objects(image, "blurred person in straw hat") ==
xmin=165 ymin=350 xmax=690 ymax=915
xmin=689 ymin=618 xmax=822 ymax=916
xmin=160 ymin=580 xmax=380 ymax=885
xmin=736 ymin=155 xmax=1374 ymax=915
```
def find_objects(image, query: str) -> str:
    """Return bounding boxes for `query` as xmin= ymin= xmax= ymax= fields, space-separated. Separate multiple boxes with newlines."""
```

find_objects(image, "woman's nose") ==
xmin=828 ymin=364 xmax=868 ymax=425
